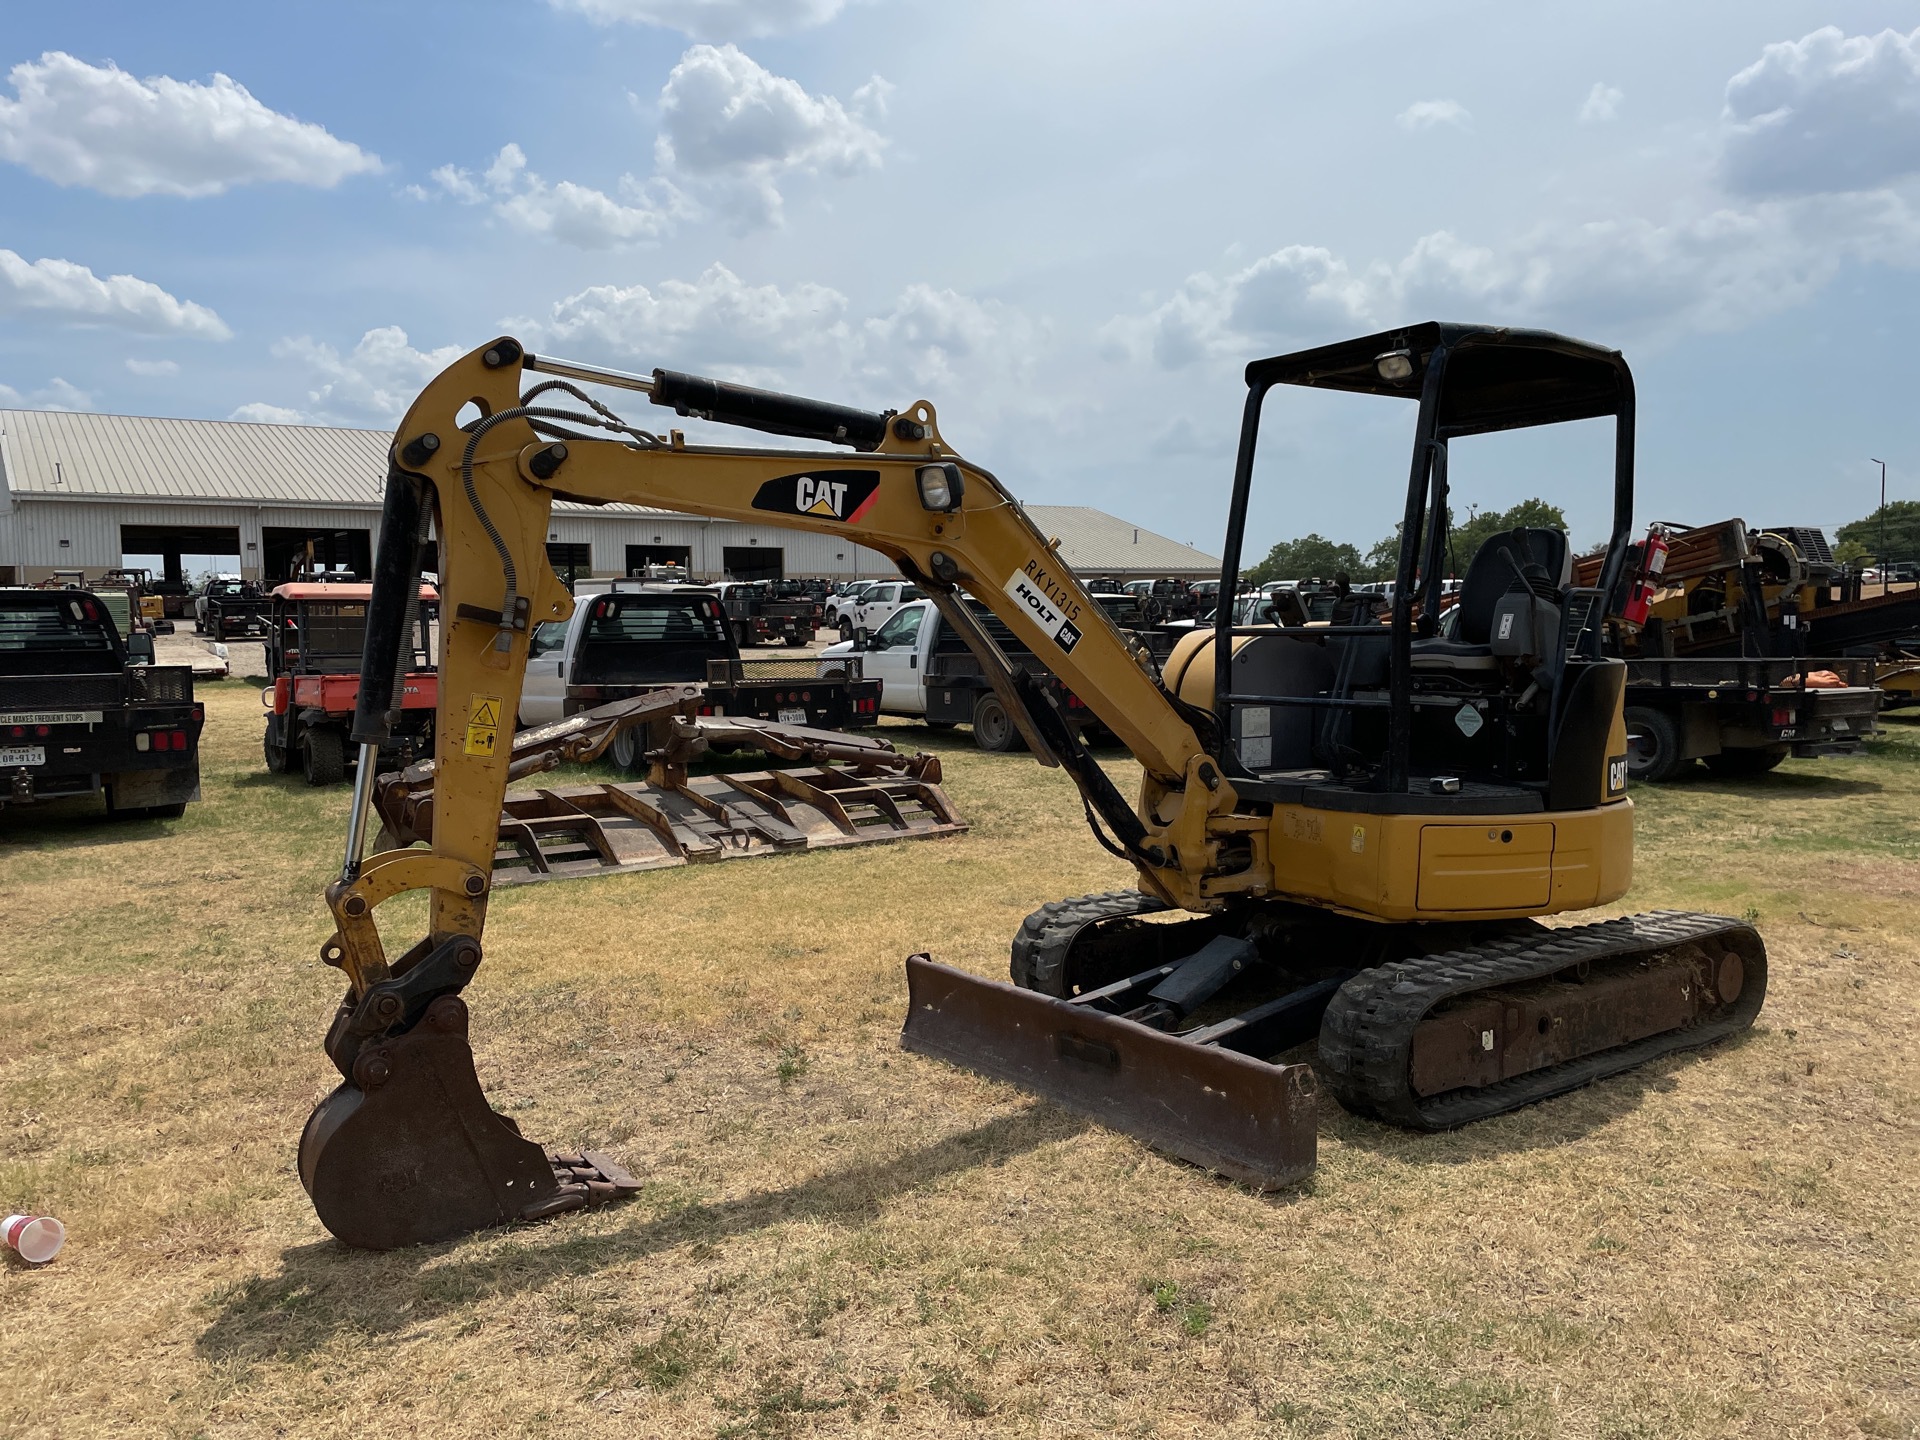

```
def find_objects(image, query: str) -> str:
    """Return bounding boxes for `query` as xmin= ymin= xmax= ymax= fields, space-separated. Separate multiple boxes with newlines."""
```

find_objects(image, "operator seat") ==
xmin=1411 ymin=527 xmax=1571 ymax=672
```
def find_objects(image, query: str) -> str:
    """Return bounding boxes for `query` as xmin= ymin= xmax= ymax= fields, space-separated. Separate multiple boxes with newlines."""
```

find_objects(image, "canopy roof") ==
xmin=1245 ymin=322 xmax=1631 ymax=437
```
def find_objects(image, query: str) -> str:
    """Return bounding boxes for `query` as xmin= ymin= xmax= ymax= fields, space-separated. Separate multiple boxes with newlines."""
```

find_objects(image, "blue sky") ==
xmin=2 ymin=1 xmax=1916 ymax=558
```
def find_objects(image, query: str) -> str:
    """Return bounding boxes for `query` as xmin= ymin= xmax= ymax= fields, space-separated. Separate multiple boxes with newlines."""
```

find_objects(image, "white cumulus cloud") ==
xmin=125 ymin=357 xmax=179 ymax=377
xmin=1722 ymin=25 xmax=1920 ymax=197
xmin=656 ymin=44 xmax=888 ymax=227
xmin=0 ymin=377 xmax=92 ymax=411
xmin=858 ymin=284 xmax=1039 ymax=394
xmin=418 ymin=142 xmax=687 ymax=248
xmin=1107 ymin=193 xmax=1920 ymax=364
xmin=543 ymin=0 xmax=860 ymax=40
xmin=0 ymin=51 xmax=379 ymax=198
xmin=517 ymin=266 xmax=1043 ymax=425
xmin=1396 ymin=98 xmax=1471 ymax=131
xmin=0 ymin=249 xmax=230 ymax=338
xmin=229 ymin=401 xmax=309 ymax=425
xmin=1580 ymin=83 xmax=1623 ymax=123
xmin=522 ymin=263 xmax=851 ymax=381
xmin=270 ymin=327 xmax=465 ymax=424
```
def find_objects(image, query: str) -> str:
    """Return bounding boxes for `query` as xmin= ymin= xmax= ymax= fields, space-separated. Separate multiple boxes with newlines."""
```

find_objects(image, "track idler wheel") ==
xmin=297 ymin=994 xmax=639 ymax=1250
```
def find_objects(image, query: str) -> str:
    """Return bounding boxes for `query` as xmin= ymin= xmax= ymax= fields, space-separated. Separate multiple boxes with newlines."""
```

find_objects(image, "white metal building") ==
xmin=0 ymin=408 xmax=1218 ymax=586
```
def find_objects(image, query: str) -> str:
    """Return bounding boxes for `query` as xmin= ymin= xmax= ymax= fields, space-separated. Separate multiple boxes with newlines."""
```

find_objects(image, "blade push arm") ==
xmin=327 ymin=338 xmax=1244 ymax=995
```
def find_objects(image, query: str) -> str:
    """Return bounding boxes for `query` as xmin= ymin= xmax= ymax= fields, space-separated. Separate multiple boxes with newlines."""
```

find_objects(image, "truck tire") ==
xmin=1703 ymin=746 xmax=1789 ymax=776
xmin=609 ymin=725 xmax=643 ymax=772
xmin=263 ymin=726 xmax=291 ymax=774
xmin=303 ymin=727 xmax=347 ymax=786
xmin=733 ymin=622 xmax=751 ymax=649
xmin=1624 ymin=705 xmax=1689 ymax=783
xmin=972 ymin=692 xmax=1025 ymax=753
xmin=784 ymin=633 xmax=807 ymax=647
xmin=838 ymin=620 xmax=853 ymax=642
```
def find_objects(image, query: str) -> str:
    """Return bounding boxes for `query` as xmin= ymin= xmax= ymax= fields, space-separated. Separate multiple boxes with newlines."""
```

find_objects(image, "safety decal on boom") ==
xmin=751 ymin=470 xmax=881 ymax=524
xmin=464 ymin=694 xmax=503 ymax=757
xmin=1004 ymin=560 xmax=1083 ymax=655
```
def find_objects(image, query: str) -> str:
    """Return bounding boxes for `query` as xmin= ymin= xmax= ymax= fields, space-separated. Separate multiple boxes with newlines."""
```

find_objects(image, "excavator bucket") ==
xmin=900 ymin=956 xmax=1319 ymax=1189
xmin=297 ymin=995 xmax=638 ymax=1250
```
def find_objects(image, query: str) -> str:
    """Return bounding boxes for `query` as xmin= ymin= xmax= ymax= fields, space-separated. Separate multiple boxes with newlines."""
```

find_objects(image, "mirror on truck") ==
xmin=125 ymin=632 xmax=156 ymax=665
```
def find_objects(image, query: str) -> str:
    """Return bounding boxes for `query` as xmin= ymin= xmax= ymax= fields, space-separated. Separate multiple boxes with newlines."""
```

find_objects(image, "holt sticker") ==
xmin=464 ymin=694 xmax=503 ymax=757
xmin=751 ymin=469 xmax=881 ymax=524
xmin=1003 ymin=560 xmax=1084 ymax=655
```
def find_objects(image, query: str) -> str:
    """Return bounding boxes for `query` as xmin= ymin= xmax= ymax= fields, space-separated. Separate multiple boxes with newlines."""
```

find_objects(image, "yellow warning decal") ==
xmin=464 ymin=694 xmax=503 ymax=757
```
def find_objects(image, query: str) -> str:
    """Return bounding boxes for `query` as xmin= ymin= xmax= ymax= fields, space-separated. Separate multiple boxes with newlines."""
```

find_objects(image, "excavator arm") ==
xmin=327 ymin=338 xmax=1243 ymax=998
xmin=299 ymin=338 xmax=1256 ymax=1248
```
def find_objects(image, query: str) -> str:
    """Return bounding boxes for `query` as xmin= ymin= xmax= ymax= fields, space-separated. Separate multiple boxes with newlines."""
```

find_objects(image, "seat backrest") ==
xmin=1455 ymin=527 xmax=1570 ymax=646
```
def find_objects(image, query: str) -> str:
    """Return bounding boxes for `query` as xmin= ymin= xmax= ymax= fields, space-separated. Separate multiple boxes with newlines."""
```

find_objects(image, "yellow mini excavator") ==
xmin=300 ymin=324 xmax=1766 ymax=1249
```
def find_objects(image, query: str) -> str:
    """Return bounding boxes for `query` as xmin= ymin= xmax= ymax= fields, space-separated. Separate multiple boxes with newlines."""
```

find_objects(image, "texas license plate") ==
xmin=0 ymin=746 xmax=46 ymax=767
xmin=777 ymin=707 xmax=807 ymax=725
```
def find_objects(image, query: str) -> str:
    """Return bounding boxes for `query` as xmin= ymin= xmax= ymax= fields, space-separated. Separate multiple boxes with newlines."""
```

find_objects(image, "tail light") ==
xmin=34 ymin=725 xmax=50 ymax=737
xmin=1772 ymin=706 xmax=1792 ymax=727
xmin=1067 ymin=694 xmax=1086 ymax=710
xmin=273 ymin=678 xmax=290 ymax=716
xmin=698 ymin=705 xmax=714 ymax=716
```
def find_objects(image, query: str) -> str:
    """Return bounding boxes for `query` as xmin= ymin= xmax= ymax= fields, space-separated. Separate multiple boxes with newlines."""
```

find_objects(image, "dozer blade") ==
xmin=900 ymin=955 xmax=1318 ymax=1190
xmin=298 ymin=995 xmax=638 ymax=1250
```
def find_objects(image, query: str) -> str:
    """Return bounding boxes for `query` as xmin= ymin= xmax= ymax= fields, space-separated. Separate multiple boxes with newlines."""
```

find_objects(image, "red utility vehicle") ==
xmin=261 ymin=580 xmax=438 ymax=785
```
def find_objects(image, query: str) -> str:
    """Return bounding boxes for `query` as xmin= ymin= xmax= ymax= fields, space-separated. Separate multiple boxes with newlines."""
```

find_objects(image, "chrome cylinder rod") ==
xmin=522 ymin=353 xmax=657 ymax=395
xmin=340 ymin=743 xmax=381 ymax=882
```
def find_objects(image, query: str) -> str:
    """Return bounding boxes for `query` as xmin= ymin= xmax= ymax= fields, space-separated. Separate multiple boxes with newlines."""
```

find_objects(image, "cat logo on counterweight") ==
xmin=752 ymin=469 xmax=882 ymax=524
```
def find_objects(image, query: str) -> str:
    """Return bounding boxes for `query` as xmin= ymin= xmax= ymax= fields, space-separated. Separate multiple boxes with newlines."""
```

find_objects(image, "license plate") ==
xmin=0 ymin=746 xmax=46 ymax=767
xmin=777 ymin=707 xmax=807 ymax=725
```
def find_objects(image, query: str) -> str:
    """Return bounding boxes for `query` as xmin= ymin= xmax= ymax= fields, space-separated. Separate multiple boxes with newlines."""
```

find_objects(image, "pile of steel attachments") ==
xmin=373 ymin=687 xmax=966 ymax=884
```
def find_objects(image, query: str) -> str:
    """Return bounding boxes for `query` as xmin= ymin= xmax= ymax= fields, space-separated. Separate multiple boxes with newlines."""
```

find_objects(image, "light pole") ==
xmin=1872 ymin=458 xmax=1888 ymax=586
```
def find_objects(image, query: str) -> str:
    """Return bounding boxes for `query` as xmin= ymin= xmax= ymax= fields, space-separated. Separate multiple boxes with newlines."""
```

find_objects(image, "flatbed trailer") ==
xmin=1621 ymin=655 xmax=1882 ymax=781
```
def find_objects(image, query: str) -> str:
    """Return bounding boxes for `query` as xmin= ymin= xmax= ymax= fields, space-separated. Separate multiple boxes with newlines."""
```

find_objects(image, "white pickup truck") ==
xmin=833 ymin=579 xmax=924 ymax=641
xmin=519 ymin=584 xmax=880 ymax=757
xmin=816 ymin=597 xmax=1101 ymax=751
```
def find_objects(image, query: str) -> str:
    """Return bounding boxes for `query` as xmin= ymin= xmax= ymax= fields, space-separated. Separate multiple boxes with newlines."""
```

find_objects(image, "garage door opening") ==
xmin=120 ymin=524 xmax=242 ymax=587
xmin=546 ymin=542 xmax=593 ymax=589
xmin=625 ymin=544 xmax=692 ymax=575
xmin=722 ymin=545 xmax=783 ymax=582
xmin=263 ymin=526 xmax=372 ymax=581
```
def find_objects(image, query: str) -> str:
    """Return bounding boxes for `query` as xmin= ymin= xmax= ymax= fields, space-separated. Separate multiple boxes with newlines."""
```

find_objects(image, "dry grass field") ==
xmin=2 ymin=680 xmax=1916 ymax=1439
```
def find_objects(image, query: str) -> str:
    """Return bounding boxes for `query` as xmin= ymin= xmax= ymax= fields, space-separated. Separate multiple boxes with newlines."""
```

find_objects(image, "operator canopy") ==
xmin=1246 ymin=322 xmax=1630 ymax=437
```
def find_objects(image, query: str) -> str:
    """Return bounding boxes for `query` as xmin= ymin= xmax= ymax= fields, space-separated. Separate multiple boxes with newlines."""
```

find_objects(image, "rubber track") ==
xmin=1009 ymin=891 xmax=1168 ymax=995
xmin=1318 ymin=910 xmax=1767 ymax=1130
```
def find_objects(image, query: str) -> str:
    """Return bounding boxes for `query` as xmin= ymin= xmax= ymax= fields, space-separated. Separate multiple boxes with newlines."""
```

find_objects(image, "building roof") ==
xmin=0 ymin=408 xmax=675 ymax=516
xmin=1024 ymin=506 xmax=1219 ymax=574
xmin=0 ymin=410 xmax=1219 ymax=572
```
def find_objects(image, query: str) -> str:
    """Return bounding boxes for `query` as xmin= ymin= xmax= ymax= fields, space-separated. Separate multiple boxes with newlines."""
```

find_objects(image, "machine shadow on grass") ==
xmin=1659 ymin=770 xmax=1883 ymax=800
xmin=0 ymin=798 xmax=186 ymax=846
xmin=195 ymin=1104 xmax=1089 ymax=1365
xmin=1312 ymin=1027 xmax=1766 ymax=1168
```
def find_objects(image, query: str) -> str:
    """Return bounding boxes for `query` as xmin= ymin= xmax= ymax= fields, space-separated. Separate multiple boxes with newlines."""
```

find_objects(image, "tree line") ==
xmin=1242 ymin=495 xmax=1918 ymax=587
xmin=1834 ymin=501 xmax=1920 ymax=566
xmin=1242 ymin=499 xmax=1569 ymax=586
